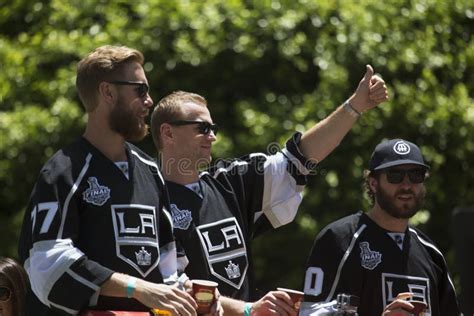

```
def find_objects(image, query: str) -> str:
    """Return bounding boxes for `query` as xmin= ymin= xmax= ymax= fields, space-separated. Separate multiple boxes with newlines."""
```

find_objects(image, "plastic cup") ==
xmin=192 ymin=280 xmax=218 ymax=314
xmin=277 ymin=288 xmax=304 ymax=311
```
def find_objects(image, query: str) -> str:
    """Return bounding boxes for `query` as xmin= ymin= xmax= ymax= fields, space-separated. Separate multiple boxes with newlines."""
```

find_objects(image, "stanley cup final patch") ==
xmin=82 ymin=177 xmax=111 ymax=206
xmin=359 ymin=241 xmax=382 ymax=270
xmin=170 ymin=204 xmax=193 ymax=230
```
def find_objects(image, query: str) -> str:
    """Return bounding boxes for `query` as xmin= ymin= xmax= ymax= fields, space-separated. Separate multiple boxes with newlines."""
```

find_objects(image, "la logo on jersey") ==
xmin=196 ymin=217 xmax=248 ymax=289
xmin=111 ymin=204 xmax=159 ymax=277
xmin=83 ymin=177 xmax=111 ymax=206
xmin=382 ymin=273 xmax=431 ymax=314
xmin=359 ymin=241 xmax=382 ymax=270
xmin=170 ymin=204 xmax=192 ymax=230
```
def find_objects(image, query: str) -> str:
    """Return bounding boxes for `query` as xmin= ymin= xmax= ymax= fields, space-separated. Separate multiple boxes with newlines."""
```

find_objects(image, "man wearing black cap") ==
xmin=300 ymin=139 xmax=460 ymax=316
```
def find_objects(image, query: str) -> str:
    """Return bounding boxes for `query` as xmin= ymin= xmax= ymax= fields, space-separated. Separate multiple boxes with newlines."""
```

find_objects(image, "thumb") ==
xmin=363 ymin=64 xmax=374 ymax=81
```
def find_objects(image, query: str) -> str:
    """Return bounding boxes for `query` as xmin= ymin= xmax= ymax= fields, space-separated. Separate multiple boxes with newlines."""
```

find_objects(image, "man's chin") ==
xmin=388 ymin=206 xmax=418 ymax=219
xmin=123 ymin=126 xmax=149 ymax=142
xmin=195 ymin=156 xmax=212 ymax=169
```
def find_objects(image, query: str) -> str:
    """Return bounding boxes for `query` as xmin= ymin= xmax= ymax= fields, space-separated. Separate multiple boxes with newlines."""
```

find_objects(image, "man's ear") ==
xmin=369 ymin=175 xmax=378 ymax=193
xmin=160 ymin=123 xmax=174 ymax=145
xmin=98 ymin=82 xmax=115 ymax=104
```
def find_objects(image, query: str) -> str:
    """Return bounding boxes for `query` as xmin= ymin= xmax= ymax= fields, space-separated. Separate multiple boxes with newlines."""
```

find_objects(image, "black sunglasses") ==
xmin=107 ymin=80 xmax=149 ymax=98
xmin=0 ymin=286 xmax=11 ymax=302
xmin=168 ymin=120 xmax=219 ymax=135
xmin=383 ymin=168 xmax=427 ymax=184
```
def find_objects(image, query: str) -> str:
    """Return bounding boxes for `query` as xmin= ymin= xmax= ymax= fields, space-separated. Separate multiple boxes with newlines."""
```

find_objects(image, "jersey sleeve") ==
xmin=209 ymin=132 xmax=313 ymax=232
xmin=437 ymin=267 xmax=461 ymax=315
xmin=303 ymin=226 xmax=348 ymax=305
xmin=410 ymin=228 xmax=461 ymax=315
xmin=18 ymin=156 xmax=113 ymax=315
xmin=422 ymin=234 xmax=461 ymax=315
xmin=156 ymin=201 xmax=180 ymax=285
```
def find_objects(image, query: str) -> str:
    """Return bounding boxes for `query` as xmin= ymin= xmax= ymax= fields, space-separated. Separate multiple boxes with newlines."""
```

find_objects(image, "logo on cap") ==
xmin=393 ymin=141 xmax=411 ymax=155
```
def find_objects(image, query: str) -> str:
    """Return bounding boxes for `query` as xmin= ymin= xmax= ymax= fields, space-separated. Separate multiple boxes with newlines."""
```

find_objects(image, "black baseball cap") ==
xmin=369 ymin=139 xmax=430 ymax=171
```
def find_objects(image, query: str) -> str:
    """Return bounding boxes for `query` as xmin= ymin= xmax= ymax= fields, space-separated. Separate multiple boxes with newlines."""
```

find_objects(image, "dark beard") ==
xmin=376 ymin=183 xmax=426 ymax=219
xmin=109 ymin=99 xmax=148 ymax=142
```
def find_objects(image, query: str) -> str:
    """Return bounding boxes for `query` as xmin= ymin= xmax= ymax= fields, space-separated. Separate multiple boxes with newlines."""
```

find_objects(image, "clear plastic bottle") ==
xmin=298 ymin=293 xmax=359 ymax=316
xmin=332 ymin=294 xmax=359 ymax=315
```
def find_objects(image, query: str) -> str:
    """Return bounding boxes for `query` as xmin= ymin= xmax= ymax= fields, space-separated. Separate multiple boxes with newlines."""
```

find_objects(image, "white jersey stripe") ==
xmin=130 ymin=149 xmax=164 ymax=184
xmin=66 ymin=268 xmax=100 ymax=291
xmin=212 ymin=160 xmax=249 ymax=178
xmin=326 ymin=224 xmax=367 ymax=302
xmin=409 ymin=228 xmax=457 ymax=294
xmin=282 ymin=148 xmax=311 ymax=175
xmin=49 ymin=301 xmax=79 ymax=315
xmin=25 ymin=239 xmax=85 ymax=310
xmin=58 ymin=154 xmax=91 ymax=239
xmin=409 ymin=228 xmax=443 ymax=256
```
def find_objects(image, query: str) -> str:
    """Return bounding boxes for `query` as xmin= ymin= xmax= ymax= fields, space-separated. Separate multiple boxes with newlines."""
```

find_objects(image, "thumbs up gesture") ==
xmin=349 ymin=64 xmax=389 ymax=113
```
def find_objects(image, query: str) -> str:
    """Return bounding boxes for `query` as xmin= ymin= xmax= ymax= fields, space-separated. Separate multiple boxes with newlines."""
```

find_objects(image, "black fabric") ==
xmin=19 ymin=138 xmax=174 ymax=315
xmin=453 ymin=207 xmax=474 ymax=316
xmin=169 ymin=134 xmax=308 ymax=301
xmin=302 ymin=212 xmax=460 ymax=316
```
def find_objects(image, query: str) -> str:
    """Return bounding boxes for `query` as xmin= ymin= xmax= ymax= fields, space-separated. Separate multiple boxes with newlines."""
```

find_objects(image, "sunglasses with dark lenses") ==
xmin=169 ymin=120 xmax=219 ymax=135
xmin=384 ymin=168 xmax=427 ymax=184
xmin=0 ymin=286 xmax=11 ymax=302
xmin=107 ymin=80 xmax=149 ymax=98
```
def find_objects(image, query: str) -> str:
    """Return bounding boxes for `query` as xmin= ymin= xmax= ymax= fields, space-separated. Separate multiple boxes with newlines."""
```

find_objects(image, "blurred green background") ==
xmin=0 ymin=0 xmax=473 ymax=310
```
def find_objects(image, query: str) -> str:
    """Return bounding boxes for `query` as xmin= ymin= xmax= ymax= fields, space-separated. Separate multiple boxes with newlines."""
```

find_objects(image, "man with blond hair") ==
xmin=18 ymin=45 xmax=202 ymax=316
xmin=151 ymin=65 xmax=389 ymax=315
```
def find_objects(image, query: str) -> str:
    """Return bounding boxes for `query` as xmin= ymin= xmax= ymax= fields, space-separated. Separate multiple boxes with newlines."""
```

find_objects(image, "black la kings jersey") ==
xmin=168 ymin=133 xmax=313 ymax=301
xmin=302 ymin=212 xmax=460 ymax=316
xmin=18 ymin=138 xmax=177 ymax=315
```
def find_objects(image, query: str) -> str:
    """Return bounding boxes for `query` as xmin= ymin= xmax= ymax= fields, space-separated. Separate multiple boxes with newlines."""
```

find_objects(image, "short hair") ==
xmin=151 ymin=91 xmax=208 ymax=150
xmin=0 ymin=257 xmax=29 ymax=316
xmin=76 ymin=45 xmax=144 ymax=112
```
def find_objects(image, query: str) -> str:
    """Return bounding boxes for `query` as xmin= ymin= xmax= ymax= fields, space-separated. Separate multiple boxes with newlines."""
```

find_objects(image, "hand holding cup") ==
xmin=192 ymin=280 xmax=219 ymax=314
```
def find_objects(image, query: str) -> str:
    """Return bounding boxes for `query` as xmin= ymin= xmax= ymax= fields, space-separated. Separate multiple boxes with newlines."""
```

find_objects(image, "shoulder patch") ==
xmin=359 ymin=241 xmax=382 ymax=270
xmin=171 ymin=204 xmax=193 ymax=230
xmin=82 ymin=177 xmax=111 ymax=206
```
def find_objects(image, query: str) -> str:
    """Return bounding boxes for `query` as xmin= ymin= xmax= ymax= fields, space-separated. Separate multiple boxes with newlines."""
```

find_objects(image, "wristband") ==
xmin=343 ymin=100 xmax=361 ymax=118
xmin=126 ymin=277 xmax=137 ymax=298
xmin=244 ymin=303 xmax=253 ymax=316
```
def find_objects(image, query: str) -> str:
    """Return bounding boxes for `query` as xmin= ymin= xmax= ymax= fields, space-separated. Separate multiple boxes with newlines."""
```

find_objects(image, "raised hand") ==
xmin=350 ymin=64 xmax=389 ymax=113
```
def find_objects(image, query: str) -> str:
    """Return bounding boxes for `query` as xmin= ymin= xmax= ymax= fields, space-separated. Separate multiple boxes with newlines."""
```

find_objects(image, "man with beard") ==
xmin=18 ymin=46 xmax=202 ymax=315
xmin=150 ymin=65 xmax=389 ymax=316
xmin=300 ymin=139 xmax=460 ymax=316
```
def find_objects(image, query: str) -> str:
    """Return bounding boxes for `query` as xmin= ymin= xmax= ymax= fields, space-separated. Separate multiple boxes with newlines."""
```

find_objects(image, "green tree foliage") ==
xmin=1 ymin=0 xmax=472 ymax=296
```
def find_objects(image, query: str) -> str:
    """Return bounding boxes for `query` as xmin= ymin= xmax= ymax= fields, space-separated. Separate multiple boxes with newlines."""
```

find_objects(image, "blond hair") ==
xmin=76 ymin=45 xmax=144 ymax=112
xmin=151 ymin=91 xmax=207 ymax=149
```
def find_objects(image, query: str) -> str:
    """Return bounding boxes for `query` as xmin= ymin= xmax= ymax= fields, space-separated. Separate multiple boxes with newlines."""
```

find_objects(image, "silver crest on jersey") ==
xmin=359 ymin=241 xmax=382 ymax=270
xmin=225 ymin=260 xmax=241 ymax=279
xmin=170 ymin=204 xmax=193 ymax=230
xmin=136 ymin=246 xmax=152 ymax=266
xmin=82 ymin=177 xmax=111 ymax=206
